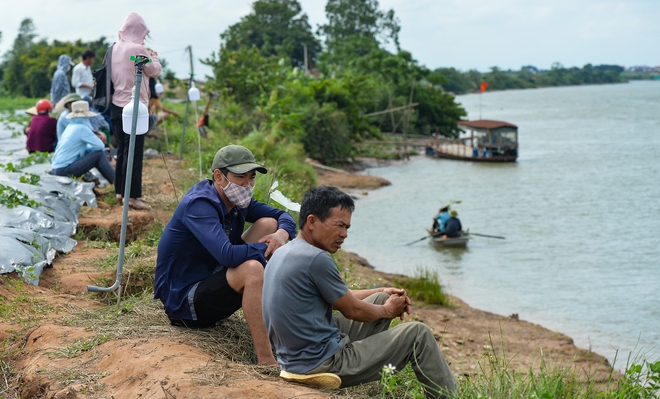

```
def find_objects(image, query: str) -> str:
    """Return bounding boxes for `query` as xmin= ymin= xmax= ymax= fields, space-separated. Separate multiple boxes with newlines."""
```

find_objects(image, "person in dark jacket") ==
xmin=444 ymin=210 xmax=463 ymax=238
xmin=24 ymin=99 xmax=57 ymax=153
xmin=154 ymin=145 xmax=296 ymax=366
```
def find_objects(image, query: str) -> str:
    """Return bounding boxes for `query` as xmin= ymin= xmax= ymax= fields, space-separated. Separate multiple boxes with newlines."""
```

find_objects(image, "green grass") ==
xmin=0 ymin=275 xmax=52 ymax=326
xmin=373 ymin=332 xmax=660 ymax=399
xmin=393 ymin=266 xmax=453 ymax=307
xmin=47 ymin=335 xmax=109 ymax=359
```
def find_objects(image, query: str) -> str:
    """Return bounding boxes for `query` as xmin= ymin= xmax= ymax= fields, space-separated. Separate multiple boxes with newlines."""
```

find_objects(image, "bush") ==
xmin=301 ymin=103 xmax=351 ymax=165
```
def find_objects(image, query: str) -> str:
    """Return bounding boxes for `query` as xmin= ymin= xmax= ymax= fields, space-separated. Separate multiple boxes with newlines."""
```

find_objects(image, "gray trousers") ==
xmin=308 ymin=293 xmax=458 ymax=399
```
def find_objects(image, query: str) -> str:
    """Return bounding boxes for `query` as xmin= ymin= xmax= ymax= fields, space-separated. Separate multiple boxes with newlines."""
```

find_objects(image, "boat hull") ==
xmin=426 ymin=147 xmax=517 ymax=163
xmin=433 ymin=236 xmax=470 ymax=247
xmin=427 ymin=229 xmax=470 ymax=247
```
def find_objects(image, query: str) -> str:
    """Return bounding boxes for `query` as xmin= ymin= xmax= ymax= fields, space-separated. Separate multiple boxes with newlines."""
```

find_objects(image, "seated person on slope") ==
xmin=262 ymin=186 xmax=457 ymax=398
xmin=154 ymin=145 xmax=296 ymax=366
xmin=50 ymin=101 xmax=115 ymax=184
xmin=24 ymin=99 xmax=57 ymax=153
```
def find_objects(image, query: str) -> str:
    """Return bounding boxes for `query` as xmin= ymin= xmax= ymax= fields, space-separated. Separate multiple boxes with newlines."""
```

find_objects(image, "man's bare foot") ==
xmin=257 ymin=356 xmax=278 ymax=367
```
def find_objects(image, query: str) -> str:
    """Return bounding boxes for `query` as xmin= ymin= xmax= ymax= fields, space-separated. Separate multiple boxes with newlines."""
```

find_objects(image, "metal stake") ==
xmin=88 ymin=55 xmax=151 ymax=304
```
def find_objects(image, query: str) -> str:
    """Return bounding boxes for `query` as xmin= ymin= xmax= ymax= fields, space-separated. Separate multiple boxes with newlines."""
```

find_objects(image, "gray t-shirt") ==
xmin=263 ymin=238 xmax=348 ymax=373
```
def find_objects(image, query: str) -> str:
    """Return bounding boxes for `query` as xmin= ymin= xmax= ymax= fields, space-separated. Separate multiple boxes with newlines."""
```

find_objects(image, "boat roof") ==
xmin=458 ymin=120 xmax=518 ymax=130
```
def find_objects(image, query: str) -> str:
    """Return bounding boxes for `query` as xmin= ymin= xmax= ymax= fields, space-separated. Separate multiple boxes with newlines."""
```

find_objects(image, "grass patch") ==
xmin=43 ymin=367 xmax=108 ymax=393
xmin=142 ymin=219 xmax=165 ymax=247
xmin=0 ymin=275 xmax=52 ymax=326
xmin=47 ymin=335 xmax=109 ymax=359
xmin=97 ymin=190 xmax=121 ymax=207
xmin=74 ymin=225 xmax=113 ymax=242
xmin=393 ymin=267 xmax=452 ymax=307
xmin=371 ymin=331 xmax=660 ymax=399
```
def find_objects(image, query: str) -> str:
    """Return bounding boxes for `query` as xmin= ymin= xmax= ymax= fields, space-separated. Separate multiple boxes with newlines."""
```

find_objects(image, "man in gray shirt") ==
xmin=263 ymin=186 xmax=457 ymax=398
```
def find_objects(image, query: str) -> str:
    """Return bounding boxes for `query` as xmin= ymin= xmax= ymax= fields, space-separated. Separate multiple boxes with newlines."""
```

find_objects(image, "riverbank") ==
xmin=0 ymin=155 xmax=617 ymax=398
xmin=316 ymin=159 xmax=614 ymax=379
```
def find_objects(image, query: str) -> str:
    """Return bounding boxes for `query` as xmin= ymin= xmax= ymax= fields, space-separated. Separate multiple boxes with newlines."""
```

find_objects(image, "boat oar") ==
xmin=470 ymin=232 xmax=505 ymax=239
xmin=403 ymin=235 xmax=431 ymax=246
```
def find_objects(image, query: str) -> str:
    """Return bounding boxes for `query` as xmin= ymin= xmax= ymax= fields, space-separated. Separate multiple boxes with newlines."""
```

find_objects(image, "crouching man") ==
xmin=155 ymin=145 xmax=296 ymax=365
xmin=262 ymin=186 xmax=458 ymax=398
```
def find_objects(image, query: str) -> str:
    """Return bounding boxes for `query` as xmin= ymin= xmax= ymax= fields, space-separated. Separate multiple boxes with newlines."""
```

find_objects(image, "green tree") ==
xmin=1 ymin=18 xmax=111 ymax=97
xmin=412 ymin=84 xmax=467 ymax=136
xmin=431 ymin=67 xmax=477 ymax=94
xmin=483 ymin=66 xmax=530 ymax=90
xmin=318 ymin=0 xmax=400 ymax=64
xmin=2 ymin=18 xmax=38 ymax=96
xmin=202 ymin=46 xmax=284 ymax=108
xmin=221 ymin=0 xmax=321 ymax=69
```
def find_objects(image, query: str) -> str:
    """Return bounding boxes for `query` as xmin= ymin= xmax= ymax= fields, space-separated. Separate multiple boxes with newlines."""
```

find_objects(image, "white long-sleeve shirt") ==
xmin=72 ymin=62 xmax=93 ymax=97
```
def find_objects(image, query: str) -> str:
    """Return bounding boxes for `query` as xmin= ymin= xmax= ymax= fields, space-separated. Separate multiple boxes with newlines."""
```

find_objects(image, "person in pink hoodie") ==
xmin=110 ymin=12 xmax=162 ymax=210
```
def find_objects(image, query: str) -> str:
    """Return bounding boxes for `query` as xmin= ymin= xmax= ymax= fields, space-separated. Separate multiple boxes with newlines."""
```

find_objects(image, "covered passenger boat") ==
xmin=426 ymin=120 xmax=518 ymax=162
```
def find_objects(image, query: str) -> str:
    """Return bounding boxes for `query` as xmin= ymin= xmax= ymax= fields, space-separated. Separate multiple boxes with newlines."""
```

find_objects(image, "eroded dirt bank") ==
xmin=0 ymin=156 xmax=614 ymax=398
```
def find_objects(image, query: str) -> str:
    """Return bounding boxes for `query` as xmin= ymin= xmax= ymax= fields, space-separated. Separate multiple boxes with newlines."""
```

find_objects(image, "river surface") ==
xmin=342 ymin=80 xmax=660 ymax=366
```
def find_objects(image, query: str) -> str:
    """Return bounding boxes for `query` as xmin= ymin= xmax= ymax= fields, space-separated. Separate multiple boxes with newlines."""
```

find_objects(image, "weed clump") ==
xmin=394 ymin=267 xmax=452 ymax=307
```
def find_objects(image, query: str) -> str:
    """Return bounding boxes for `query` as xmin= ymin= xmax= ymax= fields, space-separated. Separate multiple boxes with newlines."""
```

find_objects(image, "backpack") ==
xmin=92 ymin=43 xmax=114 ymax=113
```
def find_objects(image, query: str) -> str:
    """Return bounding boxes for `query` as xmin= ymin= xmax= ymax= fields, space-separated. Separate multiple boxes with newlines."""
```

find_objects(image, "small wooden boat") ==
xmin=427 ymin=229 xmax=470 ymax=247
xmin=426 ymin=119 xmax=518 ymax=162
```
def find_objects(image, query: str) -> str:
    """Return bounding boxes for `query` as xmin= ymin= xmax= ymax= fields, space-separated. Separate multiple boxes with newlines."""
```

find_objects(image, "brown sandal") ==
xmin=128 ymin=198 xmax=149 ymax=210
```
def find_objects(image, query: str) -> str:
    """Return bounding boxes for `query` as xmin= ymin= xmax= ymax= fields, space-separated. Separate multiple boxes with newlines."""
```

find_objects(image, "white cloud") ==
xmin=1 ymin=0 xmax=658 ymax=79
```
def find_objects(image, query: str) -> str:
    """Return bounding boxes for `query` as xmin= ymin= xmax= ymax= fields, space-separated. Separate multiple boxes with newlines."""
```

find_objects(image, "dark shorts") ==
xmin=169 ymin=267 xmax=243 ymax=328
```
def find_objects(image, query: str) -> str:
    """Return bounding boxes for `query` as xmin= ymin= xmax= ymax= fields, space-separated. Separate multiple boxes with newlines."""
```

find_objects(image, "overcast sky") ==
xmin=1 ymin=0 xmax=658 ymax=80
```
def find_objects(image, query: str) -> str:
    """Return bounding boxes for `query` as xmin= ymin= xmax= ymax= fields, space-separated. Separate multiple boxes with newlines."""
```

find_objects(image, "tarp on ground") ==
xmin=0 ymin=110 xmax=96 ymax=285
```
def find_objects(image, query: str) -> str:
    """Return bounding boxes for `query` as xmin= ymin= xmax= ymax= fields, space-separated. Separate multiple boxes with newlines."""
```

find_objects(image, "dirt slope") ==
xmin=0 ymin=156 xmax=614 ymax=398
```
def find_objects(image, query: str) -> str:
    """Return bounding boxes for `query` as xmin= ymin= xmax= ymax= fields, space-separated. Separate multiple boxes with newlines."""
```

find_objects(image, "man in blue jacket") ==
xmin=154 ymin=145 xmax=296 ymax=366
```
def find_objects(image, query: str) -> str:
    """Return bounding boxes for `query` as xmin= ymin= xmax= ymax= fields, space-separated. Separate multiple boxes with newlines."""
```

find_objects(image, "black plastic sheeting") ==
xmin=0 ymin=112 xmax=96 ymax=285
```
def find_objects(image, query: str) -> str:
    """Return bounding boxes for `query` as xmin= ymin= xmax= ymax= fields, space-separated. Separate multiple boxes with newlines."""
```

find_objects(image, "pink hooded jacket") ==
xmin=111 ymin=12 xmax=162 ymax=107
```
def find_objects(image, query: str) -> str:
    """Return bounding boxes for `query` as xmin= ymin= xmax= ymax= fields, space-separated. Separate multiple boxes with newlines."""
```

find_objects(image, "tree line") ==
xmin=433 ymin=63 xmax=625 ymax=95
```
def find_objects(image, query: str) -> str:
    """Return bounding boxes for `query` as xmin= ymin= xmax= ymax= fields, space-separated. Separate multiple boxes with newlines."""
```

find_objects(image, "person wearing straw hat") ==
xmin=262 ymin=186 xmax=457 ymax=396
xmin=154 ymin=144 xmax=296 ymax=366
xmin=443 ymin=209 xmax=463 ymax=238
xmin=55 ymin=93 xmax=82 ymax=138
xmin=50 ymin=100 xmax=115 ymax=184
xmin=23 ymin=99 xmax=57 ymax=153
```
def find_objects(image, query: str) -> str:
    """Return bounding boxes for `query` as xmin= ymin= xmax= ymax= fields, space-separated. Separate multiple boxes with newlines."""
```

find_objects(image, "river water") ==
xmin=342 ymin=80 xmax=660 ymax=366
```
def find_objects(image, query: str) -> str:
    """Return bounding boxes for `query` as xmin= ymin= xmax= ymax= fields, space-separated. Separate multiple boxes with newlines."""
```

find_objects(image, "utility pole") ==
xmin=403 ymin=79 xmax=415 ymax=160
xmin=302 ymin=43 xmax=308 ymax=73
xmin=179 ymin=45 xmax=194 ymax=161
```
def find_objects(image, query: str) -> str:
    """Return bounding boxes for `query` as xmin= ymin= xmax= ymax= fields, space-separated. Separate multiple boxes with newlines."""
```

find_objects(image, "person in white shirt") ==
xmin=72 ymin=50 xmax=95 ymax=97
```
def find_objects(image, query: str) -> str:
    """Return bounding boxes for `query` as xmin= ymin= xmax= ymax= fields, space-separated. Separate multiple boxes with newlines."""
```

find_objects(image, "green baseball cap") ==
xmin=212 ymin=145 xmax=267 ymax=174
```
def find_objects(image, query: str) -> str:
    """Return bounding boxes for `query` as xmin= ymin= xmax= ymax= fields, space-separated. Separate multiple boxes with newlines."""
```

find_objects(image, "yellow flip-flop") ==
xmin=279 ymin=370 xmax=341 ymax=389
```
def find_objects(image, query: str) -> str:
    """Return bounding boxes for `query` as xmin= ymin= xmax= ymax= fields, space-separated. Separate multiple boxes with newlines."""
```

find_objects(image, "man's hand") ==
xmin=258 ymin=229 xmax=289 ymax=259
xmin=384 ymin=294 xmax=409 ymax=320
xmin=382 ymin=287 xmax=412 ymax=320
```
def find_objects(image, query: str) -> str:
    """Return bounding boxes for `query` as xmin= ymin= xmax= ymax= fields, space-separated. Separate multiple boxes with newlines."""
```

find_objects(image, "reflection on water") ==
xmin=343 ymin=81 xmax=660 ymax=366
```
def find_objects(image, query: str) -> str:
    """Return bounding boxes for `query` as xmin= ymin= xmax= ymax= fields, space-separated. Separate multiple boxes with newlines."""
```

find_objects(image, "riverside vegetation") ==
xmin=2 ymin=95 xmax=659 ymax=398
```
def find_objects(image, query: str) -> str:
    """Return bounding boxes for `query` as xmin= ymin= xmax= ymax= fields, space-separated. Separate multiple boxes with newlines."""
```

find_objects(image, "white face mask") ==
xmin=222 ymin=178 xmax=254 ymax=209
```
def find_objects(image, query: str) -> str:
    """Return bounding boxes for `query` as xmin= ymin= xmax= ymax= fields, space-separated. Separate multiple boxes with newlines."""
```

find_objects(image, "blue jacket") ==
xmin=435 ymin=211 xmax=450 ymax=232
xmin=154 ymin=180 xmax=297 ymax=320
xmin=51 ymin=119 xmax=105 ymax=169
